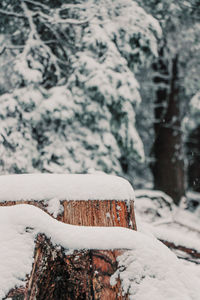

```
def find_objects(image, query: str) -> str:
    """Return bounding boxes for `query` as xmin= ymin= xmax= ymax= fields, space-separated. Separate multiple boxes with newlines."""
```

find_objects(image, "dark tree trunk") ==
xmin=151 ymin=51 xmax=185 ymax=205
xmin=186 ymin=125 xmax=200 ymax=192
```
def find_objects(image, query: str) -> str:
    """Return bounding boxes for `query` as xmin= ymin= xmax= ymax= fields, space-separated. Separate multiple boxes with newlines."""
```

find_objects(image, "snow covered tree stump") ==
xmin=1 ymin=174 xmax=135 ymax=299
xmin=0 ymin=174 xmax=137 ymax=230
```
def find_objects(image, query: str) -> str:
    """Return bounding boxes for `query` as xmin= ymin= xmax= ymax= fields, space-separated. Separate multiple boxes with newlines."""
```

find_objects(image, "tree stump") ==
xmin=0 ymin=175 xmax=136 ymax=299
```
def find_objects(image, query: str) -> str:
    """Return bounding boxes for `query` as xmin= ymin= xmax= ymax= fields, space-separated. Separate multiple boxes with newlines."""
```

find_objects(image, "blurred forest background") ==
xmin=0 ymin=0 xmax=200 ymax=207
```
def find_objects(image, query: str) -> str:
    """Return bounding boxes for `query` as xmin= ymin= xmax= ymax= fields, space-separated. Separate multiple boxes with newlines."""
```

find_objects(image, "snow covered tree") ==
xmin=136 ymin=0 xmax=200 ymax=204
xmin=0 ymin=0 xmax=161 ymax=177
xmin=185 ymin=92 xmax=200 ymax=192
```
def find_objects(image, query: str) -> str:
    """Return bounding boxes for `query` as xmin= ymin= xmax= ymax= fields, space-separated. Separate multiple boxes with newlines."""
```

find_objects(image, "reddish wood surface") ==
xmin=62 ymin=200 xmax=136 ymax=229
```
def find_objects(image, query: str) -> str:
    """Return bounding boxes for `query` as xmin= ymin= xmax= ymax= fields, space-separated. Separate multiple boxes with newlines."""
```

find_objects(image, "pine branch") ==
xmin=24 ymin=0 xmax=50 ymax=11
xmin=0 ymin=8 xmax=25 ymax=18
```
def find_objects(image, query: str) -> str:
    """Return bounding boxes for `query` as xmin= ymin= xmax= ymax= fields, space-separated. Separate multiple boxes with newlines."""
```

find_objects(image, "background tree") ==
xmin=0 ymin=0 xmax=161 ymax=177
xmin=136 ymin=0 xmax=200 ymax=204
xmin=185 ymin=92 xmax=200 ymax=192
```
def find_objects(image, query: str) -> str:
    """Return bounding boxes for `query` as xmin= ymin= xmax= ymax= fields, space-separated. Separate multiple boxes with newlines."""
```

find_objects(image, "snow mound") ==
xmin=0 ymin=173 xmax=135 ymax=202
xmin=0 ymin=204 xmax=199 ymax=300
xmin=187 ymin=191 xmax=200 ymax=216
xmin=111 ymin=250 xmax=200 ymax=300
xmin=134 ymin=189 xmax=200 ymax=256
xmin=134 ymin=189 xmax=174 ymax=223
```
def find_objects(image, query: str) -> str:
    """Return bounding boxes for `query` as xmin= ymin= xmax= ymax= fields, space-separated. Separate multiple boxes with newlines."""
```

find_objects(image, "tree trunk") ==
xmin=186 ymin=125 xmax=200 ymax=192
xmin=151 ymin=52 xmax=185 ymax=205
xmin=2 ymin=197 xmax=136 ymax=299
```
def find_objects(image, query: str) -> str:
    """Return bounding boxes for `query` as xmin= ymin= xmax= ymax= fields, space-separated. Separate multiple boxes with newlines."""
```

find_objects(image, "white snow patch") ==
xmin=106 ymin=212 xmax=111 ymax=218
xmin=150 ymin=224 xmax=200 ymax=252
xmin=111 ymin=249 xmax=200 ymax=300
xmin=0 ymin=173 xmax=135 ymax=202
xmin=45 ymin=197 xmax=64 ymax=218
xmin=135 ymin=189 xmax=174 ymax=205
xmin=134 ymin=189 xmax=200 ymax=259
xmin=187 ymin=191 xmax=200 ymax=203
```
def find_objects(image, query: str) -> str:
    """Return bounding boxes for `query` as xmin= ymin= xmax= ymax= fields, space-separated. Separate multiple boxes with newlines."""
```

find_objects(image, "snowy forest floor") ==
xmin=134 ymin=189 xmax=200 ymax=278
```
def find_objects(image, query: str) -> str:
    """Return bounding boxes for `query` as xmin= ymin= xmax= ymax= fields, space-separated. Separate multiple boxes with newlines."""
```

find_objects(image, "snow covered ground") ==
xmin=134 ymin=189 xmax=200 ymax=299
xmin=0 ymin=174 xmax=199 ymax=299
xmin=134 ymin=189 xmax=200 ymax=253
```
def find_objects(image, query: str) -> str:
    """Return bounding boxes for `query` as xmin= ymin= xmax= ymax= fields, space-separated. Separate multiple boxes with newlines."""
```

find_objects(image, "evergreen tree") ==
xmin=0 ymin=0 xmax=160 ymax=176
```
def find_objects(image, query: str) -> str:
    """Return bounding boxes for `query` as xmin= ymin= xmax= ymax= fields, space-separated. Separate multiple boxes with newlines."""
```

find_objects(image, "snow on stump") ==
xmin=0 ymin=174 xmax=137 ymax=229
xmin=0 ymin=174 xmax=136 ymax=299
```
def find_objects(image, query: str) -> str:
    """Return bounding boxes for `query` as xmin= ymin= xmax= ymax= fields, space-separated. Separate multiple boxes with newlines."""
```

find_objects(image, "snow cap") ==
xmin=0 ymin=173 xmax=135 ymax=202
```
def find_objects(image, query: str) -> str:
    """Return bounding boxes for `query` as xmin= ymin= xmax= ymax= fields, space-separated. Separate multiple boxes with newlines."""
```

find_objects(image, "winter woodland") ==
xmin=0 ymin=0 xmax=200 ymax=299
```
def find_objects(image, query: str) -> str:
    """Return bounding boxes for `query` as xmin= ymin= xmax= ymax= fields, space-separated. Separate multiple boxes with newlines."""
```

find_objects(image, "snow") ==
xmin=150 ymin=224 xmax=200 ymax=252
xmin=135 ymin=189 xmax=174 ymax=205
xmin=191 ymin=92 xmax=200 ymax=111
xmin=0 ymin=204 xmax=199 ymax=300
xmin=111 ymin=249 xmax=200 ymax=300
xmin=187 ymin=190 xmax=200 ymax=203
xmin=0 ymin=173 xmax=135 ymax=202
xmin=134 ymin=189 xmax=200 ymax=257
xmin=45 ymin=197 xmax=64 ymax=218
xmin=0 ymin=180 xmax=199 ymax=299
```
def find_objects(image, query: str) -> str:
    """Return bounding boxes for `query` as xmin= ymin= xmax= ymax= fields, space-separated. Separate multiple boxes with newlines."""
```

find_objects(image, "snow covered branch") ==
xmin=0 ymin=8 xmax=25 ymax=18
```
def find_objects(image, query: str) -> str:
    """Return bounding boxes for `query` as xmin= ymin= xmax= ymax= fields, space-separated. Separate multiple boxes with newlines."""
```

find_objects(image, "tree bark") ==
xmin=186 ymin=125 xmax=200 ymax=192
xmin=151 ymin=52 xmax=185 ymax=205
xmin=23 ymin=235 xmax=127 ymax=300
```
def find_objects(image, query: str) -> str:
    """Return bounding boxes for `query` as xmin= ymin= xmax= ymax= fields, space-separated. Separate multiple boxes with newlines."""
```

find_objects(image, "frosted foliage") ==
xmin=190 ymin=92 xmax=200 ymax=128
xmin=0 ymin=0 xmax=161 ymax=174
xmin=15 ymin=58 xmax=43 ymax=84
xmin=184 ymin=92 xmax=200 ymax=132
xmin=101 ymin=0 xmax=161 ymax=68
xmin=0 ymin=86 xmax=121 ymax=174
